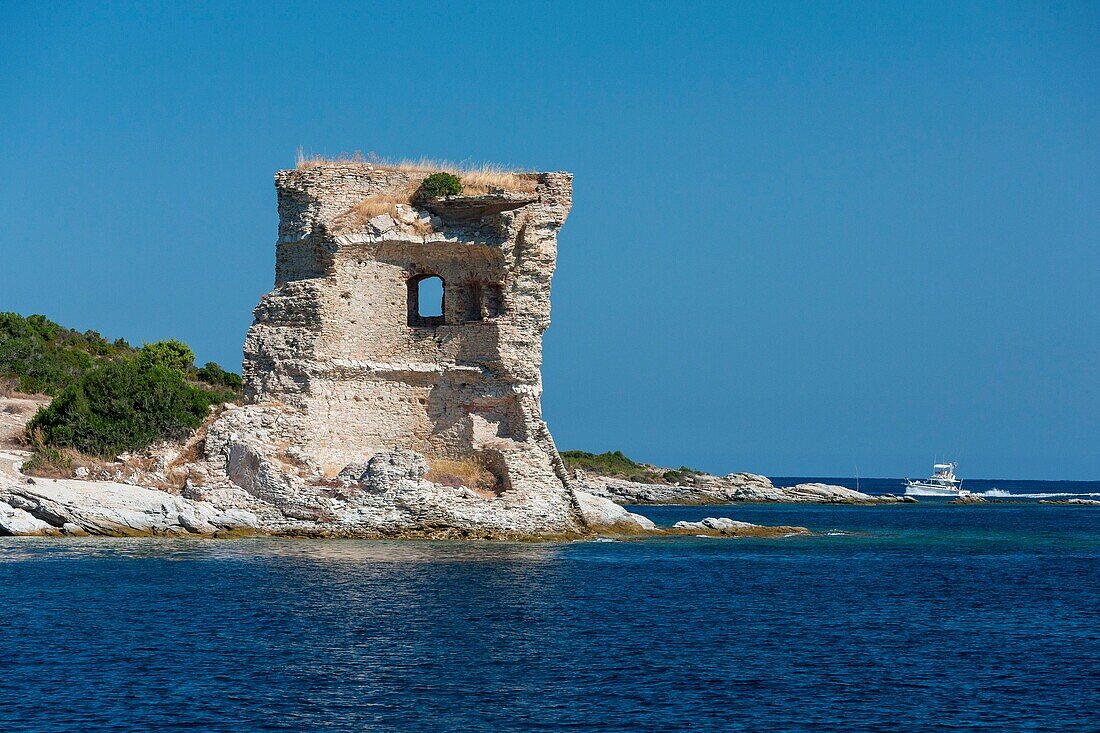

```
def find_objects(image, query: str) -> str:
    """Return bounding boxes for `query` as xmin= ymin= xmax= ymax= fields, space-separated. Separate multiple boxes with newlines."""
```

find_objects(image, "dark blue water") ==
xmin=1 ymin=499 xmax=1098 ymax=732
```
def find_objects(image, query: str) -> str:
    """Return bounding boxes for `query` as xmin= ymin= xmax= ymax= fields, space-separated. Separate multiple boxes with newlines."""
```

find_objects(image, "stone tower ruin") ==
xmin=207 ymin=162 xmax=584 ymax=534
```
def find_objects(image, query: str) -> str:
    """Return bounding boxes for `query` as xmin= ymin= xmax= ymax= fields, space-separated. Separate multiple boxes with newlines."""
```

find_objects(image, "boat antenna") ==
xmin=855 ymin=464 xmax=860 ymax=493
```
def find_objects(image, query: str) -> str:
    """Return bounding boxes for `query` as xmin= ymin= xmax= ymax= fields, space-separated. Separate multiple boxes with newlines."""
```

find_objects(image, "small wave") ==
xmin=825 ymin=531 xmax=849 ymax=536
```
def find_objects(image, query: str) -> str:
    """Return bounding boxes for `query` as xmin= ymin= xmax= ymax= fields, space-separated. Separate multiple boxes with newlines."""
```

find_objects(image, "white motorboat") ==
xmin=904 ymin=462 xmax=966 ymax=497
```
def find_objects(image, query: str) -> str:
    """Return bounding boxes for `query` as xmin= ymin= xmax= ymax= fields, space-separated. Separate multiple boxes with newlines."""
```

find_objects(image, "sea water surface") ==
xmin=1 ymin=486 xmax=1098 ymax=732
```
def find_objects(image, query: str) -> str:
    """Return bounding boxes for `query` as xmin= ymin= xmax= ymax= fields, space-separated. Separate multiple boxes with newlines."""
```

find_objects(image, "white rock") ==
xmin=393 ymin=205 xmax=418 ymax=225
xmin=211 ymin=508 xmax=260 ymax=530
xmin=337 ymin=461 xmax=371 ymax=482
xmin=61 ymin=522 xmax=89 ymax=536
xmin=0 ymin=500 xmax=53 ymax=535
xmin=673 ymin=518 xmax=757 ymax=531
xmin=367 ymin=214 xmax=395 ymax=233
xmin=0 ymin=478 xmax=260 ymax=537
xmin=574 ymin=490 xmax=656 ymax=532
xmin=176 ymin=510 xmax=216 ymax=535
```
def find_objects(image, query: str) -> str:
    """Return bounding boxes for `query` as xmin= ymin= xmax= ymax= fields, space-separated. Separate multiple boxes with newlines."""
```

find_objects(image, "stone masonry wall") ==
xmin=234 ymin=163 xmax=580 ymax=527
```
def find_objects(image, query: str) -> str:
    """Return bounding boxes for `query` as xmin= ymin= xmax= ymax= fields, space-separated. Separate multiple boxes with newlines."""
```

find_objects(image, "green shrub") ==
xmin=561 ymin=450 xmax=647 ymax=476
xmin=138 ymin=339 xmax=195 ymax=373
xmin=561 ymin=449 xmax=705 ymax=484
xmin=28 ymin=358 xmax=219 ymax=457
xmin=0 ymin=312 xmax=136 ymax=395
xmin=418 ymin=172 xmax=462 ymax=198
xmin=196 ymin=361 xmax=243 ymax=391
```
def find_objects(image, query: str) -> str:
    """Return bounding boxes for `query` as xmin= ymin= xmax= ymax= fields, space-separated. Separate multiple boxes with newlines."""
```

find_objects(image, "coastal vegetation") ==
xmin=0 ymin=312 xmax=240 ymax=466
xmin=560 ymin=450 xmax=703 ymax=485
xmin=28 ymin=359 xmax=222 ymax=457
xmin=0 ymin=312 xmax=137 ymax=396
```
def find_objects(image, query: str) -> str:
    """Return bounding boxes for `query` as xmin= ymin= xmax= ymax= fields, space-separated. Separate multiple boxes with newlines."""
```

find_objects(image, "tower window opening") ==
xmin=408 ymin=274 xmax=445 ymax=327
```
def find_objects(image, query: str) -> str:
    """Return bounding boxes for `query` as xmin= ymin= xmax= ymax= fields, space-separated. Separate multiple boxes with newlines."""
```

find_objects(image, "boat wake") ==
xmin=903 ymin=487 xmax=961 ymax=497
xmin=974 ymin=489 xmax=1100 ymax=499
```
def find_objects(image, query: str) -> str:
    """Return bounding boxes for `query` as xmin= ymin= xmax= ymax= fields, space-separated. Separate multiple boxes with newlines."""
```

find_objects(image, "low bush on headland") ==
xmin=1 ymin=313 xmax=242 ymax=400
xmin=560 ymin=450 xmax=704 ymax=485
xmin=195 ymin=361 xmax=243 ymax=391
xmin=136 ymin=339 xmax=195 ymax=373
xmin=0 ymin=312 xmax=137 ymax=396
xmin=27 ymin=358 xmax=222 ymax=457
xmin=1 ymin=312 xmax=242 ymax=466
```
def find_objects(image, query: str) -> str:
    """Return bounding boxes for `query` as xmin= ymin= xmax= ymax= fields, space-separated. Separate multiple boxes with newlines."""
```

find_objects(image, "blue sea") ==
xmin=1 ymin=481 xmax=1098 ymax=732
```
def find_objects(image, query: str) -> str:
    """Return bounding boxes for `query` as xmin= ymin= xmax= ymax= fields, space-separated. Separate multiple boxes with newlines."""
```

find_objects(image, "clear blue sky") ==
xmin=2 ymin=1 xmax=1097 ymax=478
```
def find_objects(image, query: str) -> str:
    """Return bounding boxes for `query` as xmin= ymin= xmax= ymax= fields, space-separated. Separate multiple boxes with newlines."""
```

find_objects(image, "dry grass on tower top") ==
xmin=390 ymin=158 xmax=538 ymax=195
xmin=295 ymin=151 xmax=539 ymax=195
xmin=331 ymin=190 xmax=417 ymax=232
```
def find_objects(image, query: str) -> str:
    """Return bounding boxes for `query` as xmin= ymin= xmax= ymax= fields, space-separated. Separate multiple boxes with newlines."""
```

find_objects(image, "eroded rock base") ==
xmin=2 ymin=441 xmax=805 ymax=540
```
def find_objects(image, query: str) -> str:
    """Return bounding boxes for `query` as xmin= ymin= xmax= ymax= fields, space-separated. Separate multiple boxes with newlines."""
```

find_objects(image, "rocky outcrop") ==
xmin=0 ymin=499 xmax=55 ymax=536
xmin=1038 ymin=498 xmax=1100 ymax=506
xmin=0 ymin=452 xmax=260 ymax=537
xmin=171 ymin=402 xmax=600 ymax=538
xmin=574 ymin=490 xmax=656 ymax=534
xmin=0 ymin=447 xmax=768 ymax=539
xmin=669 ymin=517 xmax=810 ymax=538
xmin=575 ymin=471 xmax=915 ymax=505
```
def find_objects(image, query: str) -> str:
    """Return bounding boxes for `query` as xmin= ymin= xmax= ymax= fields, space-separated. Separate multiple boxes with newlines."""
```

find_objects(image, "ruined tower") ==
xmin=213 ymin=161 xmax=583 ymax=534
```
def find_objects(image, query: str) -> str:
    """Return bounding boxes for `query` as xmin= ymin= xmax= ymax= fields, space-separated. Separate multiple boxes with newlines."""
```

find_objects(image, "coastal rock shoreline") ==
xmin=574 ymin=471 xmax=917 ymax=506
xmin=1 ymin=447 xmax=809 ymax=540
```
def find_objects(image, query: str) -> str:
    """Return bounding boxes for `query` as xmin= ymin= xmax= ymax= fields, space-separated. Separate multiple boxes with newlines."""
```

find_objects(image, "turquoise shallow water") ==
xmin=1 ymin=498 xmax=1098 ymax=732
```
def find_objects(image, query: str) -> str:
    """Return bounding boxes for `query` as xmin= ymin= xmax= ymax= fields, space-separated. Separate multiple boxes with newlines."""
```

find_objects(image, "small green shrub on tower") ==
xmin=417 ymin=172 xmax=463 ymax=198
